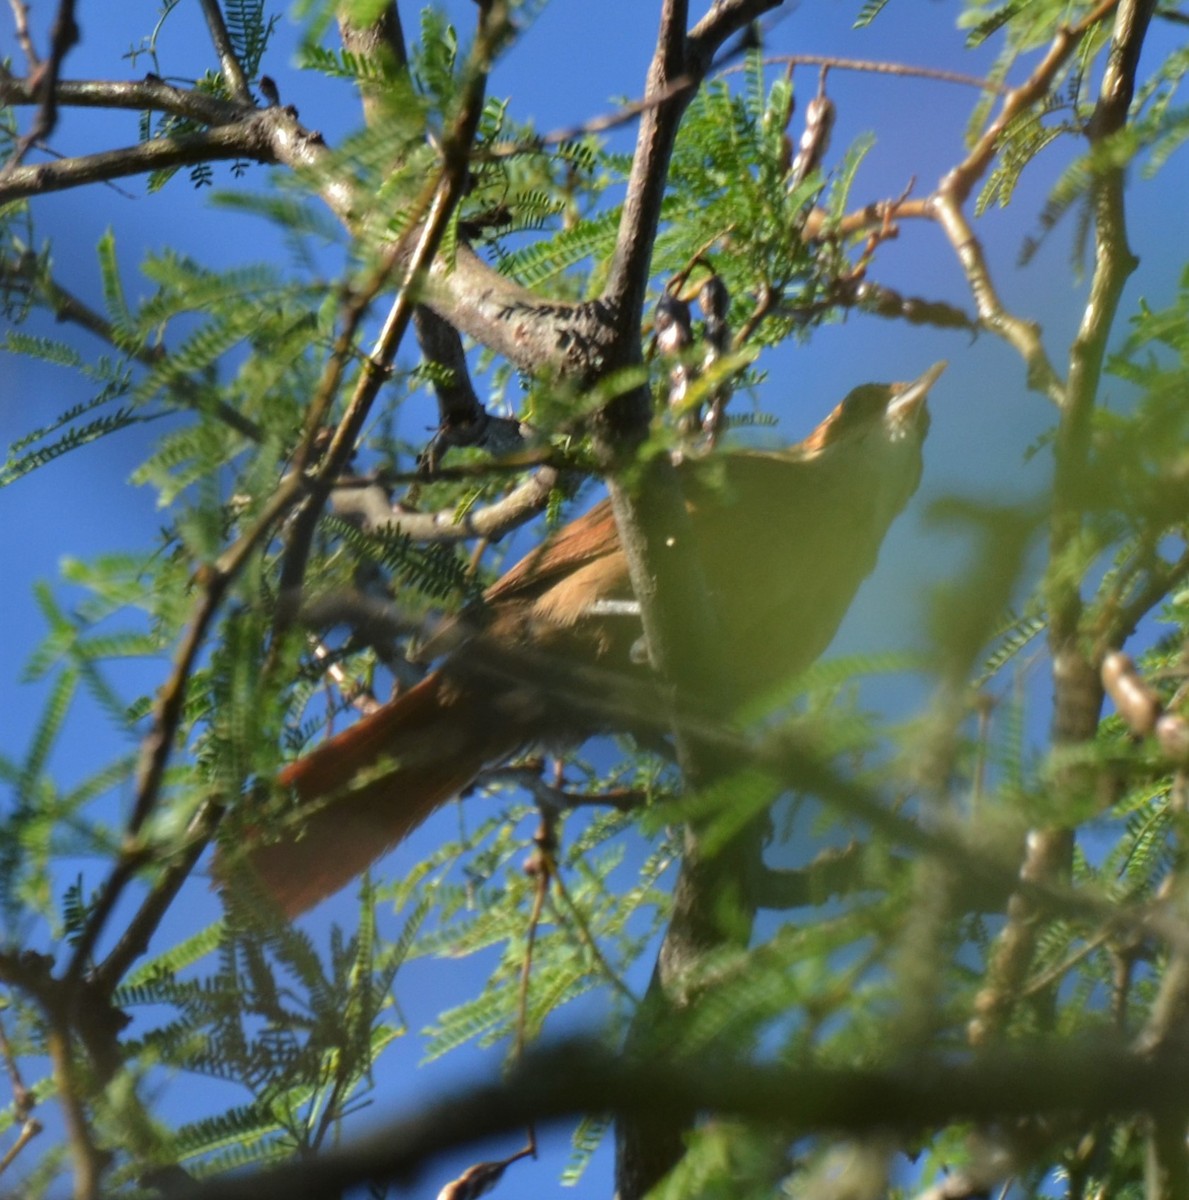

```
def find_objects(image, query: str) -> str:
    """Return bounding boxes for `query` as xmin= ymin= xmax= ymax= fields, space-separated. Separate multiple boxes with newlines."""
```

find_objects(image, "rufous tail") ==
xmin=227 ymin=671 xmax=515 ymax=916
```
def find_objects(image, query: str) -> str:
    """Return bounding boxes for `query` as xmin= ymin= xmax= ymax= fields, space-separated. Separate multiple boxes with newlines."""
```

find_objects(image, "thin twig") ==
xmin=62 ymin=444 xmax=325 ymax=992
xmin=1110 ymin=546 xmax=1189 ymax=645
xmin=47 ymin=1024 xmax=102 ymax=1200
xmin=941 ymin=0 xmax=1122 ymax=203
xmin=0 ymin=1115 xmax=43 ymax=1177
xmin=484 ymin=766 xmax=649 ymax=813
xmin=90 ymin=799 xmax=223 ymax=992
xmin=0 ymin=0 xmax=78 ymax=176
xmin=0 ymin=1009 xmax=41 ymax=1179
xmin=0 ymin=115 xmax=276 ymax=205
xmin=482 ymin=69 xmax=702 ymax=159
xmin=326 ymin=465 xmax=561 ymax=544
xmin=0 ymin=252 xmax=264 ymax=441
xmin=8 ymin=0 xmax=38 ymax=70
xmin=549 ymin=871 xmax=641 ymax=1007
xmin=723 ymin=53 xmax=1010 ymax=94
xmin=516 ymin=816 xmax=552 ymax=1061
xmin=929 ymin=193 xmax=1063 ymax=401
xmin=1020 ymin=928 xmax=1115 ymax=998
xmin=968 ymin=0 xmax=1151 ymax=1049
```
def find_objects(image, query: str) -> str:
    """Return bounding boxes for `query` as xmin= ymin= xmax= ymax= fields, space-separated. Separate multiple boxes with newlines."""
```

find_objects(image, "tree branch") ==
xmin=939 ymin=0 xmax=1123 ymax=205
xmin=0 ymin=0 xmax=78 ymax=175
xmin=412 ymin=304 xmax=530 ymax=471
xmin=604 ymin=0 xmax=692 ymax=327
xmin=326 ymin=466 xmax=560 ymax=543
xmin=969 ymin=0 xmax=1154 ymax=1049
xmin=270 ymin=1 xmax=512 ymax=639
xmin=0 ymin=73 xmax=244 ymax=124
xmin=0 ymin=116 xmax=276 ymax=205
xmin=198 ymin=0 xmax=252 ymax=102
xmin=152 ymin=1038 xmax=1189 ymax=1200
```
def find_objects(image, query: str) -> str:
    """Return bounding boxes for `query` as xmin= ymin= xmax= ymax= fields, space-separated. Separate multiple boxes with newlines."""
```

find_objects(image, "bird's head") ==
xmin=799 ymin=360 xmax=946 ymax=459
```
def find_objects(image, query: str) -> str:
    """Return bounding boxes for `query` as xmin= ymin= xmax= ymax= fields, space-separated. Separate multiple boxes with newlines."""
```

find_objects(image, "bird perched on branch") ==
xmin=226 ymin=361 xmax=945 ymax=915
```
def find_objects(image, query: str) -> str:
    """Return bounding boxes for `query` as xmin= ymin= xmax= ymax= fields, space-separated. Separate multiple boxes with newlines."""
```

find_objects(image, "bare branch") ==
xmin=1109 ymin=545 xmax=1189 ymax=645
xmin=119 ymin=1038 xmax=1189 ymax=1200
xmin=413 ymin=305 xmax=531 ymax=472
xmin=485 ymin=50 xmax=1006 ymax=169
xmin=327 ymin=466 xmax=560 ymax=543
xmin=0 ymin=0 xmax=79 ymax=175
xmin=724 ymin=52 xmax=1010 ymax=93
xmin=600 ymin=12 xmax=786 ymax=1196
xmin=688 ymin=0 xmax=782 ymax=57
xmin=0 ymin=74 xmax=244 ymax=123
xmin=604 ymin=0 xmax=696 ymax=326
xmin=338 ymin=3 xmax=408 ymax=121
xmin=0 ymin=116 xmax=277 ymax=205
xmin=0 ymin=1012 xmax=42 ymax=1179
xmin=340 ymin=4 xmax=528 ymax=475
xmin=47 ymin=1023 xmax=101 ymax=1200
xmin=90 ymin=800 xmax=223 ymax=994
xmin=930 ymin=193 xmax=1063 ymax=401
xmin=7 ymin=0 xmax=39 ymax=71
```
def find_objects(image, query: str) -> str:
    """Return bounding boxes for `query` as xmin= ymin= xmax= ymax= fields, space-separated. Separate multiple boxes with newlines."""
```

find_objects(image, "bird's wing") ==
xmin=483 ymin=496 xmax=621 ymax=607
xmin=486 ymin=459 xmax=783 ymax=630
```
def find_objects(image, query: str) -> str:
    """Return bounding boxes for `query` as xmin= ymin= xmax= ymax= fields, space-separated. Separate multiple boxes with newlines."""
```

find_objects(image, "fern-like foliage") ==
xmin=225 ymin=0 xmax=275 ymax=80
xmin=8 ymin=4 xmax=1189 ymax=1196
xmin=322 ymin=515 xmax=478 ymax=605
xmin=98 ymin=884 xmax=416 ymax=1181
xmin=853 ymin=0 xmax=894 ymax=28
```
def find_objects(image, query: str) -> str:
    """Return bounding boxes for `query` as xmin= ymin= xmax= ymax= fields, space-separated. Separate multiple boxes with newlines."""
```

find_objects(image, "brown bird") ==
xmin=229 ymin=362 xmax=945 ymax=914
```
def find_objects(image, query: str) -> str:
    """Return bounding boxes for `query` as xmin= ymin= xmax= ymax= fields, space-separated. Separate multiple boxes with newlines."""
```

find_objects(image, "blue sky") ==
xmin=4 ymin=1 xmax=1189 ymax=1195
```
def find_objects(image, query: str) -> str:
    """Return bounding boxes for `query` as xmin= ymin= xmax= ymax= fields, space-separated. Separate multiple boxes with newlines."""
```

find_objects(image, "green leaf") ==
xmin=97 ymin=227 xmax=134 ymax=346
xmin=854 ymin=0 xmax=892 ymax=28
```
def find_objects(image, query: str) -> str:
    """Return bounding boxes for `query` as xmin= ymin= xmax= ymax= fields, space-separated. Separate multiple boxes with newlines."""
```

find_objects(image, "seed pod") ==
xmin=697 ymin=276 xmax=732 ymax=442
xmin=1102 ymin=651 xmax=1161 ymax=737
xmin=654 ymin=294 xmax=695 ymax=432
xmin=790 ymin=91 xmax=836 ymax=188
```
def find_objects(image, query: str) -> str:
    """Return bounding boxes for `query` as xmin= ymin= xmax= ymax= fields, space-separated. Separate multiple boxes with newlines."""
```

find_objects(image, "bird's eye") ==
xmin=834 ymin=384 xmax=890 ymax=431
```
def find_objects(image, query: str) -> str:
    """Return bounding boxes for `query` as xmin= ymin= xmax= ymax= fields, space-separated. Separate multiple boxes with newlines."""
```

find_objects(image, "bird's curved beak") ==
xmin=887 ymin=360 xmax=947 ymax=432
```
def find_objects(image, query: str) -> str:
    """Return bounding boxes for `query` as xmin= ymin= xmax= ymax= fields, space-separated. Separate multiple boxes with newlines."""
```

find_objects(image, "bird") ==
xmin=225 ymin=361 xmax=946 ymax=915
